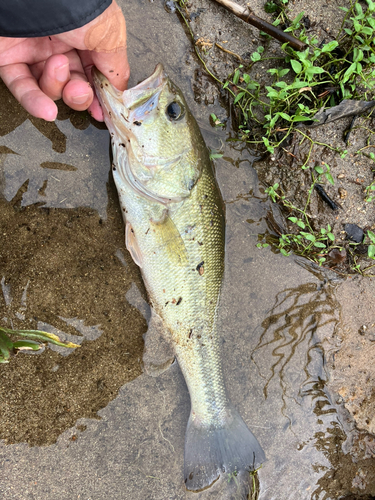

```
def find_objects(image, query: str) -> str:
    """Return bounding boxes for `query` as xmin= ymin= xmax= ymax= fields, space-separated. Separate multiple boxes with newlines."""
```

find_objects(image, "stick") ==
xmin=212 ymin=0 xmax=307 ymax=51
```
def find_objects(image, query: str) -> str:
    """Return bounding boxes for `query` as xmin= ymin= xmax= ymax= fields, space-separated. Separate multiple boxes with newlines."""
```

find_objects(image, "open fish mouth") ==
xmin=92 ymin=64 xmax=167 ymax=126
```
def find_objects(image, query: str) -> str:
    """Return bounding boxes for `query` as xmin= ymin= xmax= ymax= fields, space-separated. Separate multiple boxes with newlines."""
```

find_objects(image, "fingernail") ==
xmin=71 ymin=93 xmax=90 ymax=104
xmin=55 ymin=63 xmax=69 ymax=82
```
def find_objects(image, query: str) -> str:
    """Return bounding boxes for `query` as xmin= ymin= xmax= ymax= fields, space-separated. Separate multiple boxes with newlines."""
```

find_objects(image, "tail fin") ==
xmin=184 ymin=405 xmax=265 ymax=491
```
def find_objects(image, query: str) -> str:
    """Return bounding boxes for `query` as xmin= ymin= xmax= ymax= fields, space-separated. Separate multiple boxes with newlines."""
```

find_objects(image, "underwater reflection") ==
xmin=253 ymin=276 xmax=347 ymax=500
xmin=253 ymin=280 xmax=339 ymax=411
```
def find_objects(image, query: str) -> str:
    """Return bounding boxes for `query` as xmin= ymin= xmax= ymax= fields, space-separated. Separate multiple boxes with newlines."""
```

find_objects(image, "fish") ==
xmin=92 ymin=64 xmax=265 ymax=491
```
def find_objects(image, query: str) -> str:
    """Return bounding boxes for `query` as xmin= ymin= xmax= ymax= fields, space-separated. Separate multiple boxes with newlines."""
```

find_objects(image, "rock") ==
xmin=344 ymin=223 xmax=364 ymax=243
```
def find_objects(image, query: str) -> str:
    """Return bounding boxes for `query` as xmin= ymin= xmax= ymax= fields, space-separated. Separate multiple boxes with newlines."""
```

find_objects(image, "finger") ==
xmin=87 ymin=94 xmax=104 ymax=122
xmin=80 ymin=48 xmax=129 ymax=91
xmin=0 ymin=63 xmax=57 ymax=121
xmin=62 ymin=71 xmax=93 ymax=111
xmin=38 ymin=54 xmax=70 ymax=101
xmin=31 ymin=48 xmax=85 ymax=83
xmin=78 ymin=49 xmax=129 ymax=121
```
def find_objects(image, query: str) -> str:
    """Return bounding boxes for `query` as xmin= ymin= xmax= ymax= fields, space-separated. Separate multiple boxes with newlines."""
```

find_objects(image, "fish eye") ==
xmin=166 ymin=101 xmax=184 ymax=121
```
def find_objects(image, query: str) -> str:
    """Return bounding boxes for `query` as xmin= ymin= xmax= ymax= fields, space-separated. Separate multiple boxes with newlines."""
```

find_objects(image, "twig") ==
xmin=211 ymin=0 xmax=307 ymax=51
xmin=215 ymin=42 xmax=244 ymax=62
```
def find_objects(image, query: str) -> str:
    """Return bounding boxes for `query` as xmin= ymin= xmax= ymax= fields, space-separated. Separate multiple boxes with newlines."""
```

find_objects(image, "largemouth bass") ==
xmin=93 ymin=64 xmax=265 ymax=491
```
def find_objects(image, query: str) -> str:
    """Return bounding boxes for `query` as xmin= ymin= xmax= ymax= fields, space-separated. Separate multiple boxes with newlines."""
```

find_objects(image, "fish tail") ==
xmin=184 ymin=405 xmax=265 ymax=491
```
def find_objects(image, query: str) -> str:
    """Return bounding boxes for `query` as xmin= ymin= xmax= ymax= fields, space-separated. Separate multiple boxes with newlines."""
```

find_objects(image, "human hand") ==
xmin=0 ymin=0 xmax=129 ymax=122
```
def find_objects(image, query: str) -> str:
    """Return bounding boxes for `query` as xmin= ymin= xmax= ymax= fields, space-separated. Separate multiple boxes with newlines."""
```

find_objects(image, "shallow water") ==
xmin=0 ymin=0 xmax=358 ymax=498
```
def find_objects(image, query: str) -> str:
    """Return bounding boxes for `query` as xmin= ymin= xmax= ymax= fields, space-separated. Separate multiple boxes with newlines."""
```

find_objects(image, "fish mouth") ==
xmin=92 ymin=63 xmax=167 ymax=125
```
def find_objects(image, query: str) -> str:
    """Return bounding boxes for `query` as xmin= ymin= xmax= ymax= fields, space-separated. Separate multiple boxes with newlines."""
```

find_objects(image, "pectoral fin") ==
xmin=125 ymin=222 xmax=143 ymax=268
xmin=150 ymin=211 xmax=188 ymax=266
xmin=143 ymin=311 xmax=175 ymax=377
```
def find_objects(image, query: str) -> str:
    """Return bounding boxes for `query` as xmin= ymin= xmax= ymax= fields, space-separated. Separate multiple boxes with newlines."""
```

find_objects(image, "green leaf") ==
xmin=0 ymin=327 xmax=81 ymax=349
xmin=278 ymin=112 xmax=291 ymax=121
xmin=326 ymin=173 xmax=335 ymax=185
xmin=355 ymin=2 xmax=363 ymax=15
xmin=251 ymin=52 xmax=261 ymax=62
xmin=328 ymin=233 xmax=335 ymax=241
xmin=354 ymin=48 xmax=364 ymax=62
xmin=314 ymin=241 xmax=326 ymax=248
xmin=280 ymin=248 xmax=290 ymax=256
xmin=315 ymin=165 xmax=324 ymax=174
xmin=361 ymin=26 xmax=373 ymax=35
xmin=300 ymin=232 xmax=316 ymax=242
xmin=368 ymin=244 xmax=375 ymax=259
xmin=293 ymin=115 xmax=313 ymax=122
xmin=353 ymin=19 xmax=361 ymax=32
xmin=275 ymin=81 xmax=287 ymax=88
xmin=297 ymin=220 xmax=306 ymax=229
xmin=290 ymin=60 xmax=302 ymax=74
xmin=288 ymin=217 xmax=298 ymax=223
xmin=368 ymin=230 xmax=375 ymax=244
xmin=233 ymin=69 xmax=240 ymax=85
xmin=12 ymin=340 xmax=41 ymax=351
xmin=306 ymin=66 xmax=325 ymax=76
xmin=321 ymin=41 xmax=339 ymax=52
xmin=247 ymin=82 xmax=259 ymax=90
xmin=234 ymin=91 xmax=245 ymax=104
xmin=0 ymin=335 xmax=11 ymax=361
xmin=279 ymin=69 xmax=290 ymax=78
xmin=342 ymin=63 xmax=356 ymax=83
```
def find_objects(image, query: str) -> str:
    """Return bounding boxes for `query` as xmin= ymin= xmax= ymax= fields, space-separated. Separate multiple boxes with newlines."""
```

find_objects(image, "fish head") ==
xmin=93 ymin=64 xmax=205 ymax=204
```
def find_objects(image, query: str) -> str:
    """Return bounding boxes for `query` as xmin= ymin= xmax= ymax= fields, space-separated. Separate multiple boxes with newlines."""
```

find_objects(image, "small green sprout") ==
xmin=0 ymin=326 xmax=80 ymax=364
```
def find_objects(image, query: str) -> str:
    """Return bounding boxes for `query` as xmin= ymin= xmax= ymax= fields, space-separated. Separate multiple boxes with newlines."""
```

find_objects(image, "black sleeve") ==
xmin=0 ymin=0 xmax=112 ymax=37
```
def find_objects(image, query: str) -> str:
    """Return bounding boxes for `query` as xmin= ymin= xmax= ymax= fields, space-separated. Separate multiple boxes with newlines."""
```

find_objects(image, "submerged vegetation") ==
xmin=0 ymin=326 xmax=79 ymax=363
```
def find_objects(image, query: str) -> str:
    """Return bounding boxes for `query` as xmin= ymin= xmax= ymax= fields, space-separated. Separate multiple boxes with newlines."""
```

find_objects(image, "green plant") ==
xmin=248 ymin=466 xmax=262 ymax=500
xmin=265 ymin=182 xmax=282 ymax=202
xmin=222 ymin=0 xmax=375 ymax=153
xmin=210 ymin=113 xmax=225 ymax=127
xmin=259 ymin=173 xmax=338 ymax=264
xmin=365 ymin=179 xmax=375 ymax=201
xmin=367 ymin=230 xmax=375 ymax=259
xmin=209 ymin=150 xmax=224 ymax=160
xmin=0 ymin=326 xmax=80 ymax=363
xmin=314 ymin=163 xmax=334 ymax=185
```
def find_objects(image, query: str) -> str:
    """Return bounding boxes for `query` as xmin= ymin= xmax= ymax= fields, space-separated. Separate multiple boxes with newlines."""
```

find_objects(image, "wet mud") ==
xmin=0 ymin=0 xmax=375 ymax=497
xmin=0 ymin=186 xmax=145 ymax=446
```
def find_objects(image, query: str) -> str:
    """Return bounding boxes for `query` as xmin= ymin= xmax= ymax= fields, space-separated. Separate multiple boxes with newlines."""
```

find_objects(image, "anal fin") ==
xmin=143 ymin=311 xmax=175 ymax=376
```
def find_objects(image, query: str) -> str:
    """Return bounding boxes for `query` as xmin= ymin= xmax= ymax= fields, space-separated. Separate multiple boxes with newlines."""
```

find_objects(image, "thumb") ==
xmin=80 ymin=48 xmax=129 ymax=91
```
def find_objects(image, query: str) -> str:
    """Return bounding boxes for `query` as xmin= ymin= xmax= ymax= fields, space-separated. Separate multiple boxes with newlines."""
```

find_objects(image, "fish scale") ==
xmin=93 ymin=63 xmax=265 ymax=492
